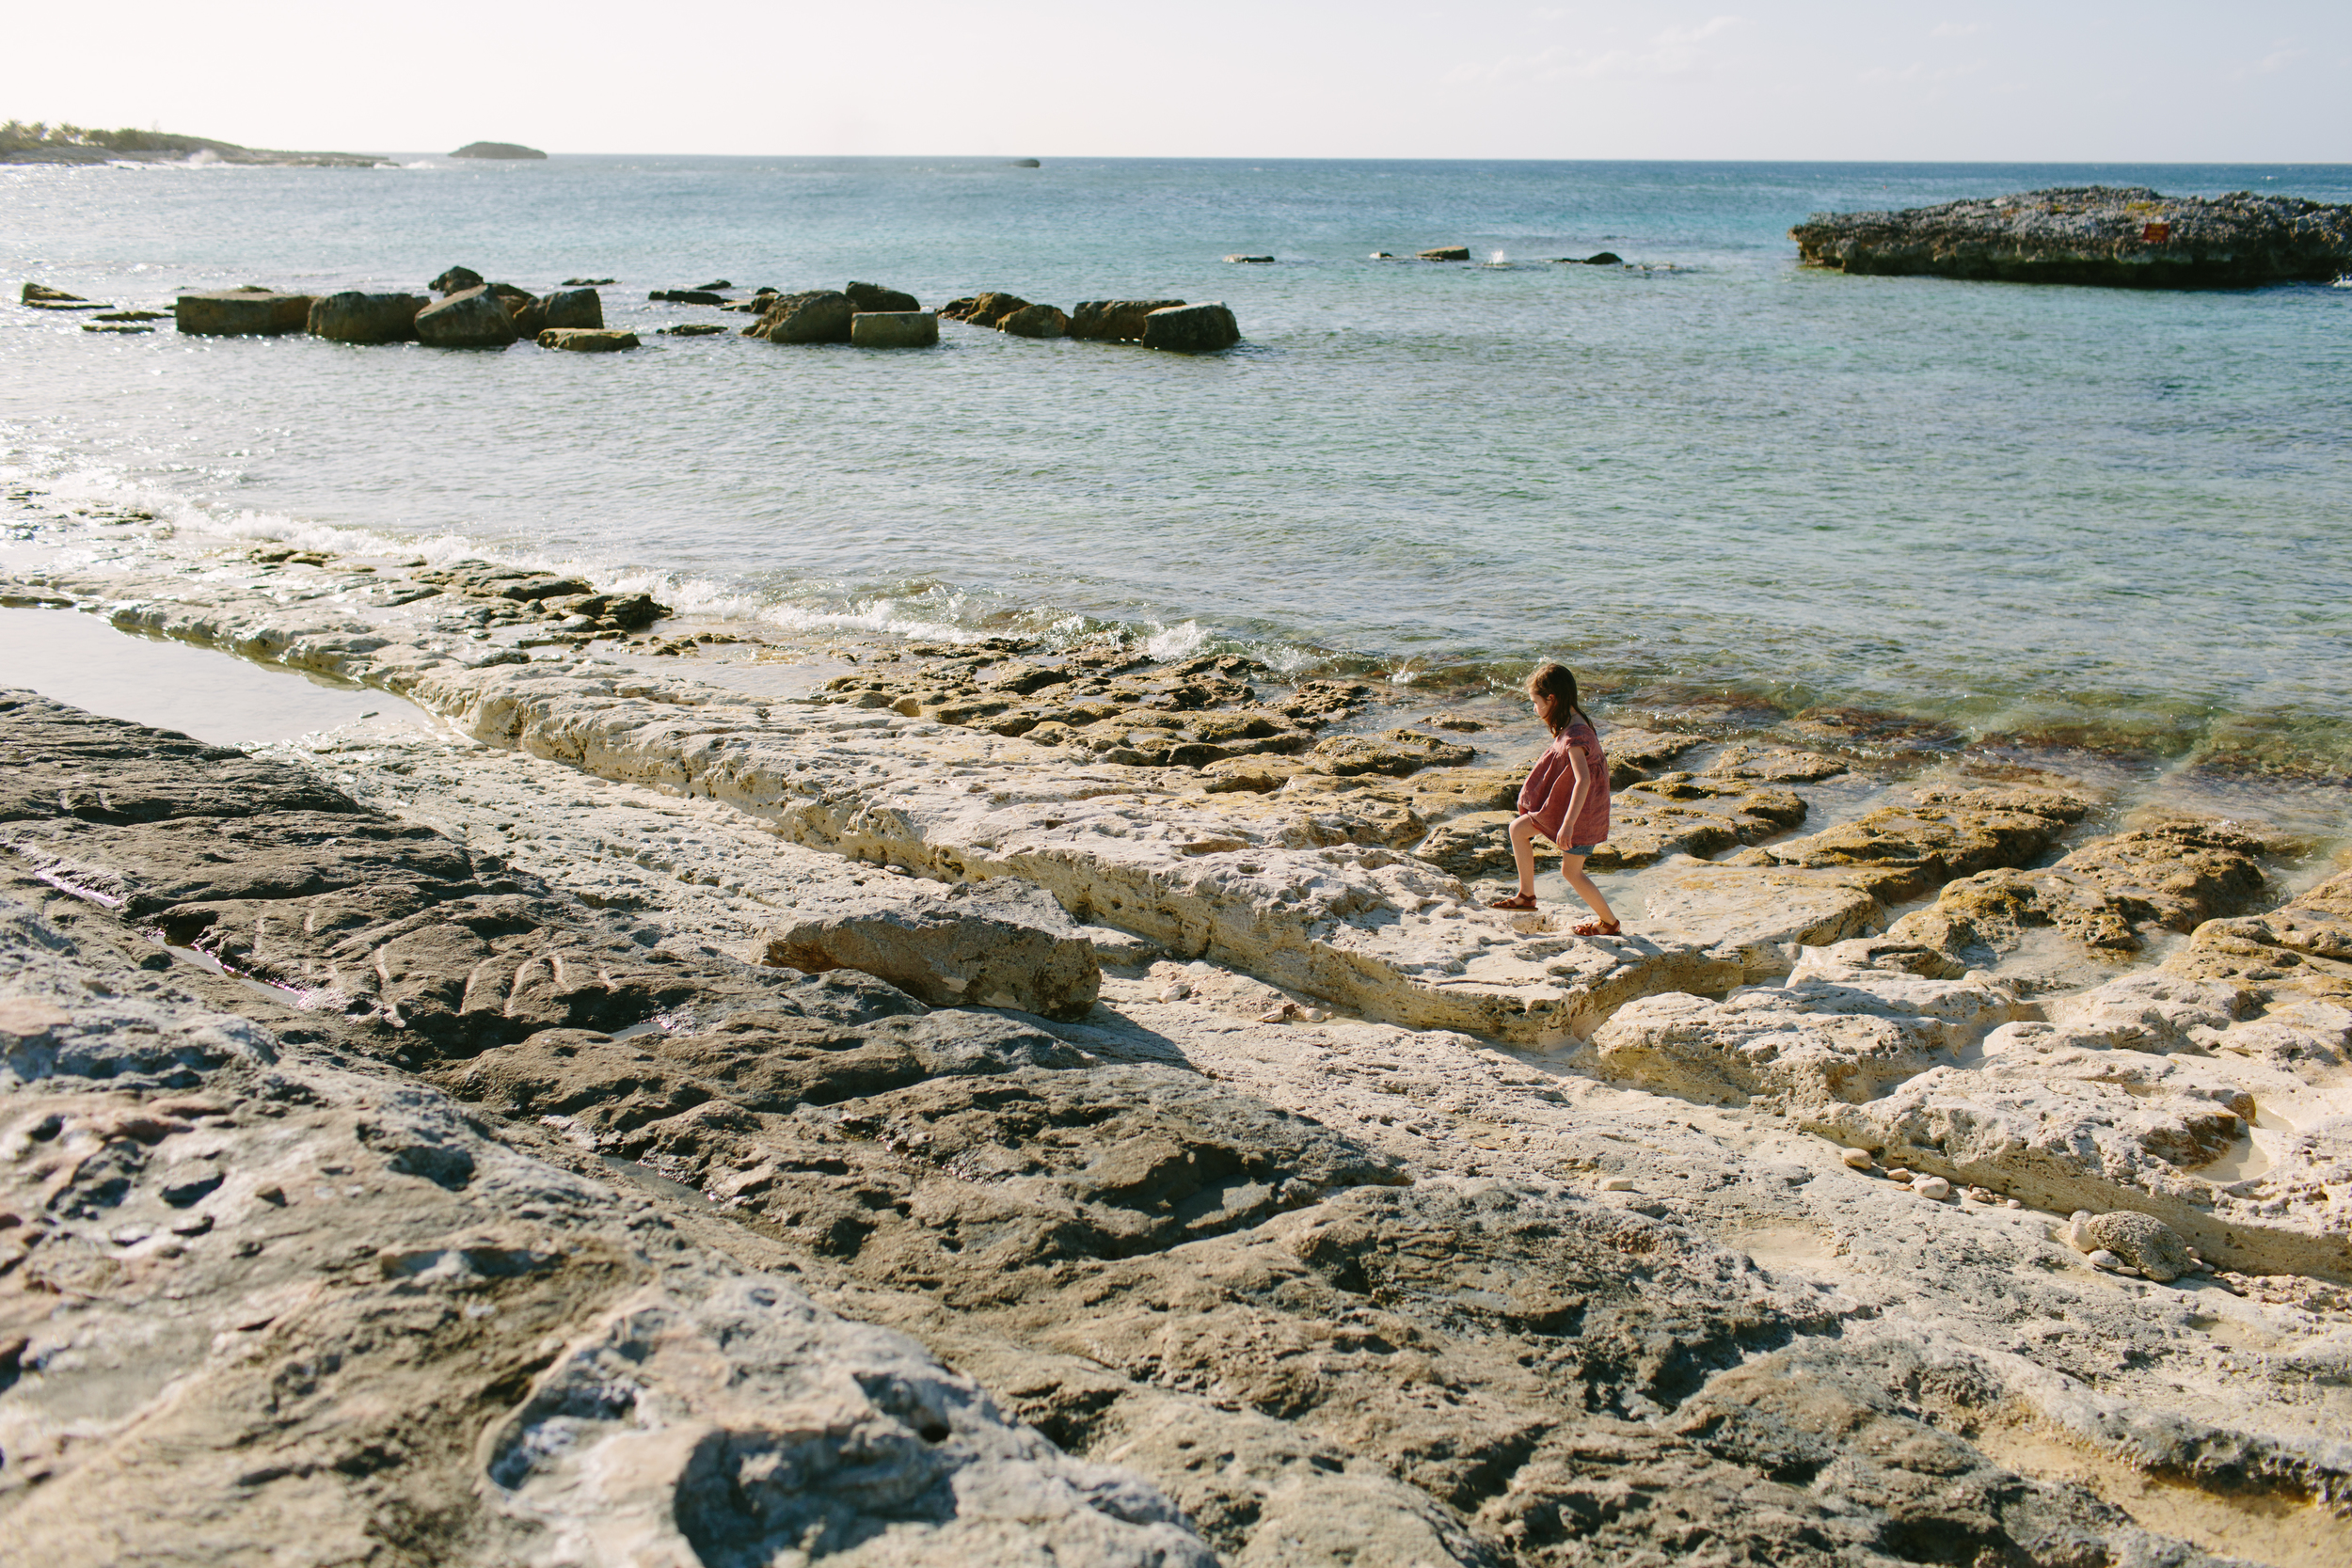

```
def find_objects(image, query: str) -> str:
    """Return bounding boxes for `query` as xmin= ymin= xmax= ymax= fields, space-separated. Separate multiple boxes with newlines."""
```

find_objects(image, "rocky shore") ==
xmin=1791 ymin=187 xmax=2352 ymax=288
xmin=3 ymin=497 xmax=2349 ymax=1565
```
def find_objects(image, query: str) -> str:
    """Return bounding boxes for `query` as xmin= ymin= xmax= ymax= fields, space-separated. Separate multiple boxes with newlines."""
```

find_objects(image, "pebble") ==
xmin=1840 ymin=1148 xmax=1874 ymax=1170
xmin=1966 ymin=1186 xmax=1998 ymax=1204
xmin=1157 ymin=981 xmax=1192 ymax=1003
xmin=1598 ymin=1176 xmax=1634 ymax=1193
xmin=2003 ymin=1197 xmax=2024 ymax=1210
xmin=1885 ymin=1167 xmax=1915 ymax=1185
xmin=1301 ymin=1008 xmax=1327 ymax=1023
xmin=1913 ymin=1176 xmax=1952 ymax=1200
xmin=2087 ymin=1248 xmax=2123 ymax=1272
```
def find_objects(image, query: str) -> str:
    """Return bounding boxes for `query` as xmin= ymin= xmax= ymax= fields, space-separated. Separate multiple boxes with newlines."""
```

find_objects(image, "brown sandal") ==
xmin=1574 ymin=918 xmax=1622 ymax=937
xmin=1488 ymin=893 xmax=1538 ymax=911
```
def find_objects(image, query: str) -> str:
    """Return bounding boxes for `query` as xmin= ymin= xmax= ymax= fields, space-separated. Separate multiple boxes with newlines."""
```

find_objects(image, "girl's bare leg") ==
xmin=1560 ymin=854 xmax=1616 ymax=925
xmin=1508 ymin=814 xmax=1541 ymax=896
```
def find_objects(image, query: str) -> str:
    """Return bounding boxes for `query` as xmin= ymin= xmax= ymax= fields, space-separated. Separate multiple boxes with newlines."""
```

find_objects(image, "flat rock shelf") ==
xmin=1791 ymin=185 xmax=2352 ymax=288
xmin=3 ymin=492 xmax=2351 ymax=1568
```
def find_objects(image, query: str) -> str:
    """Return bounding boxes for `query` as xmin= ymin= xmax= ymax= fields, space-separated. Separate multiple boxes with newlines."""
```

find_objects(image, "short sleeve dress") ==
xmin=1517 ymin=720 xmax=1611 ymax=848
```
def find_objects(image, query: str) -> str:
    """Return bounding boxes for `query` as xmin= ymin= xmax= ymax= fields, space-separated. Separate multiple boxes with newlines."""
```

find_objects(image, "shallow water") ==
xmin=4 ymin=154 xmax=2349 ymax=777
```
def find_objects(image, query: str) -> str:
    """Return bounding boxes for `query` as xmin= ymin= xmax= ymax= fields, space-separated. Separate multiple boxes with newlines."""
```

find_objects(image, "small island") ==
xmin=452 ymin=140 xmax=547 ymax=160
xmin=1791 ymin=185 xmax=2352 ymax=288
xmin=0 ymin=119 xmax=388 ymax=167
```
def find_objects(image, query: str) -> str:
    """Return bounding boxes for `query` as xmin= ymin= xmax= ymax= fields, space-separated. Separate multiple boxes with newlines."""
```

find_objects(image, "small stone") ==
xmin=1967 ymin=1186 xmax=1998 ymax=1204
xmin=1257 ymin=1005 xmax=1296 ymax=1024
xmin=1884 ymin=1167 xmax=1915 ymax=1185
xmin=2087 ymin=1248 xmax=2123 ymax=1272
xmin=1157 ymin=981 xmax=1192 ymax=1003
xmin=1301 ymin=1008 xmax=1327 ymax=1023
xmin=1599 ymin=1176 xmax=1634 ymax=1193
xmin=1840 ymin=1148 xmax=1874 ymax=1170
xmin=1913 ymin=1176 xmax=1952 ymax=1200
xmin=2004 ymin=1197 xmax=2025 ymax=1209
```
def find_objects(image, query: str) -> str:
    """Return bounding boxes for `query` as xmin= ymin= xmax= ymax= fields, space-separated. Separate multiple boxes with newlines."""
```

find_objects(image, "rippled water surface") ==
xmin=4 ymin=155 xmax=2349 ymax=773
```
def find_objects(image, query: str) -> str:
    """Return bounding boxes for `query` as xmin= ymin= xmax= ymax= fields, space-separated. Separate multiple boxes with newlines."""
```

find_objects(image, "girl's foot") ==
xmin=1489 ymin=892 xmax=1538 ymax=911
xmin=1574 ymin=918 xmax=1621 ymax=937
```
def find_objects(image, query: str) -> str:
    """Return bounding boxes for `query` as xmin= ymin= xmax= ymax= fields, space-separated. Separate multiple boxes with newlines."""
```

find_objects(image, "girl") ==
xmin=1491 ymin=661 xmax=1619 ymax=936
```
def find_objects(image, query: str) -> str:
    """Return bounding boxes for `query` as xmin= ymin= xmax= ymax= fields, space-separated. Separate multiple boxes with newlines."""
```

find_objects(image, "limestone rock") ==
xmin=999 ymin=302 xmax=1069 ymax=338
xmin=2068 ymin=1210 xmax=2194 ymax=1282
xmin=1141 ymin=302 xmax=1240 ymax=353
xmin=305 ymin=291 xmax=426 ymax=343
xmin=537 ymin=327 xmax=639 ymax=352
xmin=1068 ymin=299 xmax=1187 ymax=341
xmin=1312 ymin=727 xmax=1474 ymax=779
xmin=540 ymin=286 xmax=603 ymax=329
xmin=1793 ymin=185 xmax=2352 ymax=288
xmin=850 ymin=310 xmax=940 ymax=348
xmin=746 ymin=290 xmax=855 ymax=344
xmin=22 ymin=282 xmax=94 ymax=305
xmin=174 ymin=289 xmax=314 ymax=337
xmin=429 ymin=265 xmax=485 ymax=294
xmin=945 ymin=292 xmax=1030 ymax=328
xmin=414 ymin=286 xmax=519 ymax=348
xmin=1889 ymin=816 xmax=2272 ymax=960
xmin=845 ymin=280 xmax=920 ymax=313
xmin=765 ymin=880 xmax=1104 ymax=1021
xmin=1729 ymin=782 xmax=2092 ymax=903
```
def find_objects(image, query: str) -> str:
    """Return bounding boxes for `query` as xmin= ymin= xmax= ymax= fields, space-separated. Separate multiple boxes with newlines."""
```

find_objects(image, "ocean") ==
xmin=4 ymin=154 xmax=2349 ymax=781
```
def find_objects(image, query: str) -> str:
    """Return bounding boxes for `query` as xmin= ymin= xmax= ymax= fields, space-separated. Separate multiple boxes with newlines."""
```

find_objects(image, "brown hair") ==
xmin=1525 ymin=661 xmax=1590 ymax=736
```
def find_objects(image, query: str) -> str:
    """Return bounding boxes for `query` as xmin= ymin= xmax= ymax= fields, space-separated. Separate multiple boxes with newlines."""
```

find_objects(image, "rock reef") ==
xmin=1792 ymin=186 xmax=2352 ymax=288
xmin=4 ymin=497 xmax=2351 ymax=1566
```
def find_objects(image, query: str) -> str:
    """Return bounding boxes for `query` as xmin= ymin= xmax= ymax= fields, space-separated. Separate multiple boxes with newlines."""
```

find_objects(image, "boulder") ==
xmin=1140 ymin=302 xmax=1240 ymax=353
xmin=953 ymin=292 xmax=1030 ymax=328
xmin=850 ymin=310 xmax=939 ymax=348
xmin=539 ymin=287 xmax=602 ymax=330
xmin=999 ymin=302 xmax=1068 ymax=338
xmin=1791 ymin=186 xmax=2352 ymax=288
xmin=2068 ymin=1211 xmax=2195 ymax=1282
xmin=414 ymin=286 xmax=519 ymax=348
xmin=845 ymin=280 xmax=920 ymax=313
xmin=1418 ymin=246 xmax=1470 ymax=261
xmin=306 ymin=291 xmax=426 ymax=343
xmin=174 ymin=289 xmax=314 ymax=337
xmin=537 ymin=327 xmax=639 ymax=352
xmin=764 ymin=880 xmax=1103 ymax=1021
xmin=1068 ymin=298 xmax=1187 ymax=341
xmin=429 ymin=265 xmax=485 ymax=294
xmin=744 ymin=289 xmax=853 ymax=344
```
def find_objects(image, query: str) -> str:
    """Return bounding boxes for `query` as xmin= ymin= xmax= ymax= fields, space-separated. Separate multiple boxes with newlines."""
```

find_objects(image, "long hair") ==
xmin=1525 ymin=661 xmax=1590 ymax=736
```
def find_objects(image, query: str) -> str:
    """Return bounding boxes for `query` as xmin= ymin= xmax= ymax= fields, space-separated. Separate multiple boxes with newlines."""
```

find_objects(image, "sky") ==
xmin=4 ymin=1 xmax=2347 ymax=162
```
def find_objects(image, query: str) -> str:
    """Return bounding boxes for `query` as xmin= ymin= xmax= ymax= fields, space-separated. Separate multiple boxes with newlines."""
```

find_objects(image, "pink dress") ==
xmin=1518 ymin=720 xmax=1610 ymax=848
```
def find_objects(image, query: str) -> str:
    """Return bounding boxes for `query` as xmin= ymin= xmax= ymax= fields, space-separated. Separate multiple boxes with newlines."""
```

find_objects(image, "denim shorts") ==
xmin=1563 ymin=842 xmax=1603 ymax=857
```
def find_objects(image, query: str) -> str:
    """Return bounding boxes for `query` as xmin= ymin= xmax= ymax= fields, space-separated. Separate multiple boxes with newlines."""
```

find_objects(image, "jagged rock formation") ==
xmin=1792 ymin=186 xmax=2352 ymax=288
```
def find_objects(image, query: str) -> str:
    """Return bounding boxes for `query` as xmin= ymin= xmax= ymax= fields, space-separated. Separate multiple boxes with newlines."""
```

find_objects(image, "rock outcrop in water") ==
xmin=175 ymin=288 xmax=315 ymax=337
xmin=1791 ymin=186 xmax=2352 ymax=288
xmin=452 ymin=140 xmax=547 ymax=159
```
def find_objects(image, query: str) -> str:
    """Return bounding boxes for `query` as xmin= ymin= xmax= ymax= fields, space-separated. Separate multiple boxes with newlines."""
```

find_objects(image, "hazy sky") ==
xmin=6 ymin=1 xmax=2346 ymax=162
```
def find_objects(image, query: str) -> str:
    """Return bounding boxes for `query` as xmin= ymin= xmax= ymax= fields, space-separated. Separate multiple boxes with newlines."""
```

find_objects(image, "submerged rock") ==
xmin=1068 ymin=298 xmax=1187 ymax=341
xmin=844 ymin=280 xmax=920 ymax=313
xmin=1140 ymin=302 xmax=1240 ymax=354
xmin=764 ymin=879 xmax=1103 ymax=1021
xmin=414 ymin=285 xmax=517 ymax=348
xmin=850 ymin=309 xmax=939 ymax=348
xmin=175 ymin=288 xmax=314 ymax=337
xmin=1791 ymin=185 xmax=2352 ymax=288
xmin=305 ymin=291 xmax=425 ymax=343
xmin=539 ymin=286 xmax=603 ymax=330
xmin=537 ymin=326 xmax=638 ymax=352
xmin=745 ymin=289 xmax=854 ymax=344
xmin=999 ymin=301 xmax=1068 ymax=338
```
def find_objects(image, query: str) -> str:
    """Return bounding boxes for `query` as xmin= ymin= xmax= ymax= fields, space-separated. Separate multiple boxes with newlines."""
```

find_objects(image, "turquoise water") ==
xmin=4 ymin=156 xmax=2349 ymax=774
